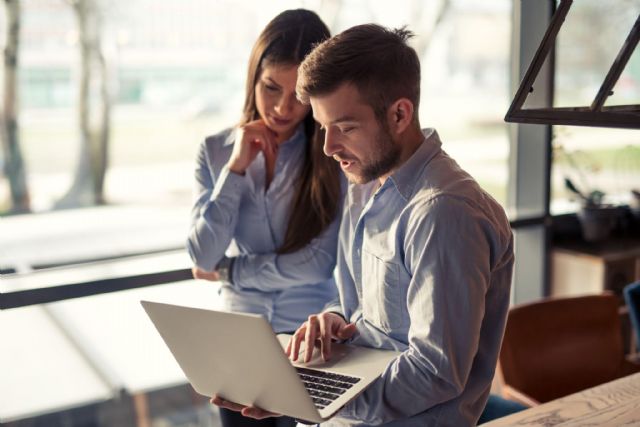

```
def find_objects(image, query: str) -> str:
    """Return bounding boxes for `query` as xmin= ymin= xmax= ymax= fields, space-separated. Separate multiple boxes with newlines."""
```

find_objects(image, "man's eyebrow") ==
xmin=330 ymin=116 xmax=358 ymax=124
xmin=313 ymin=114 xmax=358 ymax=127
xmin=313 ymin=115 xmax=358 ymax=128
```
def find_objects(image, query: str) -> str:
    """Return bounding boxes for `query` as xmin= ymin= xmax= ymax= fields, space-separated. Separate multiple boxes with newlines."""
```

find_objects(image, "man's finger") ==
xmin=304 ymin=316 xmax=319 ymax=363
xmin=338 ymin=322 xmax=358 ymax=339
xmin=290 ymin=326 xmax=305 ymax=361
xmin=286 ymin=327 xmax=302 ymax=357
xmin=318 ymin=315 xmax=332 ymax=361
xmin=285 ymin=335 xmax=293 ymax=357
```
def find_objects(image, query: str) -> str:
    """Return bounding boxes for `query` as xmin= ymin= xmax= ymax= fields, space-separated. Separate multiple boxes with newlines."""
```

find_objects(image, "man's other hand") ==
xmin=211 ymin=394 xmax=281 ymax=419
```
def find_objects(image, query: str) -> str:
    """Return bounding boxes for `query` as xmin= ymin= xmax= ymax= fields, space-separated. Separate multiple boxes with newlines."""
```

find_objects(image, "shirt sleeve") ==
xmin=230 ymin=210 xmax=340 ymax=292
xmin=322 ymin=222 xmax=356 ymax=320
xmin=339 ymin=196 xmax=494 ymax=424
xmin=187 ymin=139 xmax=248 ymax=272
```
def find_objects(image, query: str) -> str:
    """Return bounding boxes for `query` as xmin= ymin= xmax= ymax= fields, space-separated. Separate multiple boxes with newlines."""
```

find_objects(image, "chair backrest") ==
xmin=499 ymin=293 xmax=624 ymax=403
xmin=624 ymin=281 xmax=640 ymax=352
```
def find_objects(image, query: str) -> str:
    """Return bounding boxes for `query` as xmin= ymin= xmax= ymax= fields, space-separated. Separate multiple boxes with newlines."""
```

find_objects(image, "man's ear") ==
xmin=387 ymin=98 xmax=414 ymax=134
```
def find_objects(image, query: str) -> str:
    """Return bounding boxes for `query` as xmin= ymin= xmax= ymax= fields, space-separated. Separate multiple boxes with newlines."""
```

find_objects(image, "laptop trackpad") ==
xmin=277 ymin=334 xmax=370 ymax=368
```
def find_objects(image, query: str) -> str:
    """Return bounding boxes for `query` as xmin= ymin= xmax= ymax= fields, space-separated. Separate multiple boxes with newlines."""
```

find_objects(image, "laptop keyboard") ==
xmin=296 ymin=367 xmax=361 ymax=409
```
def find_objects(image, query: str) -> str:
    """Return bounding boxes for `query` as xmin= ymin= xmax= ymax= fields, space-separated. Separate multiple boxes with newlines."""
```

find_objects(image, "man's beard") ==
xmin=350 ymin=126 xmax=401 ymax=184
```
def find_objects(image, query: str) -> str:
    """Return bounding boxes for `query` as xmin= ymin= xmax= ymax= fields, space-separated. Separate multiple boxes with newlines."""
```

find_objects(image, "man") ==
xmin=214 ymin=24 xmax=514 ymax=426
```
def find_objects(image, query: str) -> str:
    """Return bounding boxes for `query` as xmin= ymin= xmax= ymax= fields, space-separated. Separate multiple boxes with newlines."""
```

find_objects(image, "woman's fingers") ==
xmin=191 ymin=267 xmax=220 ymax=281
xmin=229 ymin=120 xmax=277 ymax=173
xmin=253 ymin=126 xmax=278 ymax=159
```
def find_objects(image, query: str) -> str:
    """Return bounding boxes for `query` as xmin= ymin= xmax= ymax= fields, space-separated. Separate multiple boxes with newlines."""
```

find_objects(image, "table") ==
xmin=483 ymin=372 xmax=640 ymax=426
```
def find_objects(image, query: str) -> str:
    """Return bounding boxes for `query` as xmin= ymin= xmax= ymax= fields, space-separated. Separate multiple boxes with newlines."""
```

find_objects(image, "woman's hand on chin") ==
xmin=227 ymin=120 xmax=278 ymax=175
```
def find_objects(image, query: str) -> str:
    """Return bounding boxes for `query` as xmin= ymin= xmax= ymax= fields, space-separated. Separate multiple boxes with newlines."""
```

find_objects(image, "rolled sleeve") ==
xmin=188 ymin=165 xmax=249 ymax=272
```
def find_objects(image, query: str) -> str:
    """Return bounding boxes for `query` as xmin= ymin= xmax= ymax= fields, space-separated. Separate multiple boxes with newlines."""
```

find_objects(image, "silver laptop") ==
xmin=141 ymin=300 xmax=399 ymax=423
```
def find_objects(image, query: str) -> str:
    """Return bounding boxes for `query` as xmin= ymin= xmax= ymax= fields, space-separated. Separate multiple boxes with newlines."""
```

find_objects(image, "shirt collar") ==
xmin=386 ymin=128 xmax=442 ymax=201
xmin=223 ymin=128 xmax=236 ymax=147
xmin=279 ymin=123 xmax=305 ymax=148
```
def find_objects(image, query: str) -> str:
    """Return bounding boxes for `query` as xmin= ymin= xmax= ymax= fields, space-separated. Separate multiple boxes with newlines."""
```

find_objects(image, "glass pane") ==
xmin=606 ymin=44 xmax=640 ymax=106
xmin=554 ymin=0 xmax=640 ymax=108
xmin=551 ymin=126 xmax=640 ymax=214
xmin=550 ymin=1 xmax=640 ymax=214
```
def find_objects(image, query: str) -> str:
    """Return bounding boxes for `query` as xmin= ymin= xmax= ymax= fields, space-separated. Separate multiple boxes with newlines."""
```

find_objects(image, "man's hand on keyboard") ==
xmin=211 ymin=394 xmax=281 ymax=419
xmin=286 ymin=312 xmax=357 ymax=363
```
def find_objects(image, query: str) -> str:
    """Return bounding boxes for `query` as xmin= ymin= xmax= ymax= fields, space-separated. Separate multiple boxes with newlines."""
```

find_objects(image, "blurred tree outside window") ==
xmin=1 ymin=0 xmax=30 ymax=214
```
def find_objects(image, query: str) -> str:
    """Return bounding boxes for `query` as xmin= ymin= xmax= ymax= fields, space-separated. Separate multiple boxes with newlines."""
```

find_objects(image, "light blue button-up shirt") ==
xmin=323 ymin=129 xmax=514 ymax=426
xmin=187 ymin=126 xmax=339 ymax=333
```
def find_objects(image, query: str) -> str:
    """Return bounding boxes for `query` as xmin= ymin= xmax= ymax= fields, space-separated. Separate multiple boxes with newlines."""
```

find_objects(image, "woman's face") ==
xmin=255 ymin=63 xmax=310 ymax=143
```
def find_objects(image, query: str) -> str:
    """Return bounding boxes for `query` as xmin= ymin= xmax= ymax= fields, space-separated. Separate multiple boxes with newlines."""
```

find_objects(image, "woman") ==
xmin=186 ymin=9 xmax=341 ymax=427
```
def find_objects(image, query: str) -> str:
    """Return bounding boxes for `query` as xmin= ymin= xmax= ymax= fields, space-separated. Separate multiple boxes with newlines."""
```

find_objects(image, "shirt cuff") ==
xmin=215 ymin=256 xmax=235 ymax=284
xmin=322 ymin=303 xmax=345 ymax=319
xmin=334 ymin=401 xmax=360 ymax=422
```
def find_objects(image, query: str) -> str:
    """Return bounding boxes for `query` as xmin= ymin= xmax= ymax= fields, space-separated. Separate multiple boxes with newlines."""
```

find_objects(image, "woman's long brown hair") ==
xmin=240 ymin=9 xmax=341 ymax=254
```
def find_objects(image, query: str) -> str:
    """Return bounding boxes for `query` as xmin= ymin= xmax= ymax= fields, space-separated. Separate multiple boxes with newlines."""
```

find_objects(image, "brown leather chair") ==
xmin=498 ymin=293 xmax=640 ymax=406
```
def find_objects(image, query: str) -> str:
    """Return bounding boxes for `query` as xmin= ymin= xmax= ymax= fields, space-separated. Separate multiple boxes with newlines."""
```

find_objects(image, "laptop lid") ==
xmin=141 ymin=300 xmax=399 ymax=423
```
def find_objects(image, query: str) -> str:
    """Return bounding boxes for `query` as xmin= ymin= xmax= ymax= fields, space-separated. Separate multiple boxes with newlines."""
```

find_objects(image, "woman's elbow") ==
xmin=186 ymin=235 xmax=215 ymax=272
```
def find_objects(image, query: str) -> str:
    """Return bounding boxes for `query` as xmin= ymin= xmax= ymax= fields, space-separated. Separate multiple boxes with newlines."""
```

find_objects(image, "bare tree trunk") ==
xmin=56 ymin=0 xmax=111 ymax=208
xmin=319 ymin=0 xmax=343 ymax=34
xmin=1 ymin=0 xmax=30 ymax=214
xmin=410 ymin=0 xmax=452 ymax=59
xmin=94 ymin=46 xmax=110 ymax=203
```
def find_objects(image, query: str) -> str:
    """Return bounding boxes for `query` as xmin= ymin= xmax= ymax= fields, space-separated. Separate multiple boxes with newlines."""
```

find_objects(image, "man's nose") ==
xmin=323 ymin=128 xmax=340 ymax=157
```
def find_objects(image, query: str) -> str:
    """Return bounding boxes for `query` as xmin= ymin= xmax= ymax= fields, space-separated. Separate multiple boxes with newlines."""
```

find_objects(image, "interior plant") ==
xmin=557 ymin=140 xmax=622 ymax=242
xmin=564 ymin=177 xmax=604 ymax=208
xmin=564 ymin=176 xmax=621 ymax=242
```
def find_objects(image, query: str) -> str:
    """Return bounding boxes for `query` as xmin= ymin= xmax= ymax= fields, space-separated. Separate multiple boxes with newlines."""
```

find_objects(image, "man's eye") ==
xmin=340 ymin=127 xmax=354 ymax=134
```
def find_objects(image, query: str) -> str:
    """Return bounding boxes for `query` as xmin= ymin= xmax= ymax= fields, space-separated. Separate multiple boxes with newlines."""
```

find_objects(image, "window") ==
xmin=1 ymin=1 xmax=513 ymax=424
xmin=1 ymin=0 xmax=512 ymax=275
xmin=550 ymin=0 xmax=640 ymax=214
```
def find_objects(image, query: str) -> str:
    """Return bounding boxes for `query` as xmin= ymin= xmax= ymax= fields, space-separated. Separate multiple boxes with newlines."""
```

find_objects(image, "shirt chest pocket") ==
xmin=361 ymin=250 xmax=409 ymax=332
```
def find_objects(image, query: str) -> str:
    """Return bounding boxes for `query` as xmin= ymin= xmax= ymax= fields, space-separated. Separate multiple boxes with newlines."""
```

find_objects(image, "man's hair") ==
xmin=297 ymin=24 xmax=421 ymax=122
